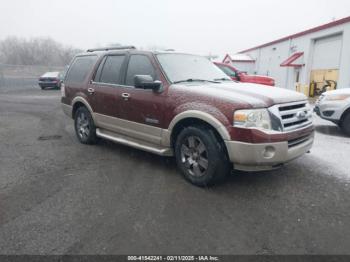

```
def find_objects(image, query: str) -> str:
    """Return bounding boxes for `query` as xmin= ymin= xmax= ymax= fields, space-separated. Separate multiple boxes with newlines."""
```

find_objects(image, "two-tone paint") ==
xmin=62 ymin=50 xmax=314 ymax=171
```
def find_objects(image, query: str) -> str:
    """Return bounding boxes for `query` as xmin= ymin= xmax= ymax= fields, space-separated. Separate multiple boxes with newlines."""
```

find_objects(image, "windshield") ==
xmin=217 ymin=64 xmax=237 ymax=77
xmin=156 ymin=53 xmax=231 ymax=83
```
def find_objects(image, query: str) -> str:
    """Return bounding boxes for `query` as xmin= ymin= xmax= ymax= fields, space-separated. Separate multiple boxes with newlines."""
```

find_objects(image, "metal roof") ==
xmin=239 ymin=16 xmax=350 ymax=53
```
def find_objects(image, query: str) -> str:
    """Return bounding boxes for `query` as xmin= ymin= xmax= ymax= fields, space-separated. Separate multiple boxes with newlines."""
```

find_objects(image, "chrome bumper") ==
xmin=225 ymin=132 xmax=314 ymax=171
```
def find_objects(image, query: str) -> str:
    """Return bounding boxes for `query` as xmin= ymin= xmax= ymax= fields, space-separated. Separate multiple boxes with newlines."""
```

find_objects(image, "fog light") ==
xmin=263 ymin=146 xmax=275 ymax=159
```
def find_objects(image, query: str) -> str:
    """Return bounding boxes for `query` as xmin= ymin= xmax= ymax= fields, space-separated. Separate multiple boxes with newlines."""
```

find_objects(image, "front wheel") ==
xmin=175 ymin=126 xmax=231 ymax=186
xmin=74 ymin=107 xmax=97 ymax=144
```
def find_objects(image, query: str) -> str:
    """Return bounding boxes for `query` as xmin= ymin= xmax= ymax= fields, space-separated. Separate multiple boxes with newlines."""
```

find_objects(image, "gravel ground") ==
xmin=0 ymin=85 xmax=349 ymax=255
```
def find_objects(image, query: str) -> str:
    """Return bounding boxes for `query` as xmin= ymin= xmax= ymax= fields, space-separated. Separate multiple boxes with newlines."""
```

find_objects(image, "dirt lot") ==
xmin=0 ymin=85 xmax=349 ymax=255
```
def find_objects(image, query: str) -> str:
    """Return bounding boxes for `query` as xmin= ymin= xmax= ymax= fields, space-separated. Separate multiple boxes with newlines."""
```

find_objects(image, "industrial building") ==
xmin=223 ymin=16 xmax=350 ymax=96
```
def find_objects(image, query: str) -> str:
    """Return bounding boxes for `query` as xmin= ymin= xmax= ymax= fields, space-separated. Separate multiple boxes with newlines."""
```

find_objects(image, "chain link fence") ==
xmin=0 ymin=63 xmax=65 ymax=91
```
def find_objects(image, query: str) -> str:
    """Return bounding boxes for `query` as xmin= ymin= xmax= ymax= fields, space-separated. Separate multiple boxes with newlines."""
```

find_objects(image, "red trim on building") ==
xmin=223 ymin=54 xmax=231 ymax=63
xmin=222 ymin=54 xmax=255 ymax=63
xmin=239 ymin=16 xmax=350 ymax=53
xmin=231 ymin=60 xmax=255 ymax=63
xmin=280 ymin=52 xmax=304 ymax=67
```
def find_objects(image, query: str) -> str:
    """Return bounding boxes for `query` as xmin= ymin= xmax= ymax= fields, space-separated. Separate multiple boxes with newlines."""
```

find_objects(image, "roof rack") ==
xmin=86 ymin=46 xmax=136 ymax=52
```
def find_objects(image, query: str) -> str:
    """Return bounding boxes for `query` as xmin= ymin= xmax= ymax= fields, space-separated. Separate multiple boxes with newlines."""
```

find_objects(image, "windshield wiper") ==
xmin=173 ymin=78 xmax=220 ymax=84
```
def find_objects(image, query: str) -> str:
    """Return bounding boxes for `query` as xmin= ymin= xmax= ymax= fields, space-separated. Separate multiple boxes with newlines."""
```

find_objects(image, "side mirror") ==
xmin=134 ymin=75 xmax=161 ymax=91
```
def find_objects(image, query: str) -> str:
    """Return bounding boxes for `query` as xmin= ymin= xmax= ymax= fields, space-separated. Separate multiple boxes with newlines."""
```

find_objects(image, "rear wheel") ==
xmin=341 ymin=112 xmax=350 ymax=136
xmin=74 ymin=107 xmax=97 ymax=144
xmin=175 ymin=126 xmax=231 ymax=186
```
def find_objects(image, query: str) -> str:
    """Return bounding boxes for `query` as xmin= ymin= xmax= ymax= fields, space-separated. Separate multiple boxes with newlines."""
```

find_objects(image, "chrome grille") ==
xmin=275 ymin=101 xmax=313 ymax=132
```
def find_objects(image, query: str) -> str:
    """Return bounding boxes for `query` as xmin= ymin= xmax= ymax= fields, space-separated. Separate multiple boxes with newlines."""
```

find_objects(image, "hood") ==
xmin=323 ymin=88 xmax=350 ymax=96
xmin=172 ymin=82 xmax=307 ymax=108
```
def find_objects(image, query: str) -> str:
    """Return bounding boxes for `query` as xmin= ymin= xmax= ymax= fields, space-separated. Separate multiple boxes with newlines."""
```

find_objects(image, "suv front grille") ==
xmin=276 ymin=101 xmax=312 ymax=132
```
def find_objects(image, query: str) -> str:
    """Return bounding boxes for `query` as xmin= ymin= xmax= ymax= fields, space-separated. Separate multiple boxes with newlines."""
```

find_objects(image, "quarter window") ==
xmin=99 ymin=55 xmax=126 ymax=84
xmin=125 ymin=55 xmax=156 ymax=86
xmin=65 ymin=55 xmax=97 ymax=84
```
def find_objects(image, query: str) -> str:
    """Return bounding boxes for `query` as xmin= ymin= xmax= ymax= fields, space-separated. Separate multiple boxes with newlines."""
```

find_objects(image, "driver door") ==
xmin=118 ymin=54 xmax=165 ymax=145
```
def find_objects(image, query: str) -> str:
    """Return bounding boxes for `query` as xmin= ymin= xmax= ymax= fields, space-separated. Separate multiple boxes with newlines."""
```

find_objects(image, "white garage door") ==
xmin=312 ymin=34 xmax=342 ymax=70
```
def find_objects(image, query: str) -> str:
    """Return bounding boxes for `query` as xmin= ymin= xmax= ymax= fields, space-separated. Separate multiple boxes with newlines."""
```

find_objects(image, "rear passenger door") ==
xmin=88 ymin=54 xmax=126 ymax=127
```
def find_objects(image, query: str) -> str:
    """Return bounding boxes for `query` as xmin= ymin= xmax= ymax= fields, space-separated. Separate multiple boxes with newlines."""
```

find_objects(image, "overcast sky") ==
xmin=1 ymin=0 xmax=350 ymax=57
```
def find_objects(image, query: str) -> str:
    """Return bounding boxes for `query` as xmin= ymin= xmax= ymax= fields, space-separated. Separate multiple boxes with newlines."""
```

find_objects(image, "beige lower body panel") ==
xmin=93 ymin=113 xmax=172 ymax=147
xmin=225 ymin=134 xmax=314 ymax=172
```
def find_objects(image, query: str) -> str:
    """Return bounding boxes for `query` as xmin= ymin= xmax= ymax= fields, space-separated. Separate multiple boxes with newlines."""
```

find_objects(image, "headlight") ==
xmin=324 ymin=94 xmax=350 ymax=101
xmin=234 ymin=109 xmax=272 ymax=130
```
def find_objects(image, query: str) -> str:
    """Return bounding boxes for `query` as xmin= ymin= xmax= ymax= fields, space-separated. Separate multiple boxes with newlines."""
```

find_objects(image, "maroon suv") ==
xmin=61 ymin=46 xmax=314 ymax=186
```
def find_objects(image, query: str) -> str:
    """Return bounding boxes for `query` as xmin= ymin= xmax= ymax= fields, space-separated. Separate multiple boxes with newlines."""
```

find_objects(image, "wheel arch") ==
xmin=340 ymin=105 xmax=350 ymax=125
xmin=71 ymin=96 xmax=95 ymax=120
xmin=168 ymin=110 xmax=231 ymax=148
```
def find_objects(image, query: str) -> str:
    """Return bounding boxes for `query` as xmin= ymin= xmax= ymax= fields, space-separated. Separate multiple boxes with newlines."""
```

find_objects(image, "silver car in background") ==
xmin=38 ymin=71 xmax=64 ymax=90
xmin=314 ymin=88 xmax=350 ymax=136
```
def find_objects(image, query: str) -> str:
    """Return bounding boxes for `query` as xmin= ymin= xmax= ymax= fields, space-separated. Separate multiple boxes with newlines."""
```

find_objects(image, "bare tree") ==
xmin=0 ymin=36 xmax=82 ymax=66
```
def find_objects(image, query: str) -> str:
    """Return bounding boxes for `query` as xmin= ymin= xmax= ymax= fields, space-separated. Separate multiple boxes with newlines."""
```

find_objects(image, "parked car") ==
xmin=214 ymin=62 xmax=275 ymax=86
xmin=38 ymin=71 xmax=64 ymax=89
xmin=61 ymin=47 xmax=314 ymax=186
xmin=314 ymin=88 xmax=350 ymax=136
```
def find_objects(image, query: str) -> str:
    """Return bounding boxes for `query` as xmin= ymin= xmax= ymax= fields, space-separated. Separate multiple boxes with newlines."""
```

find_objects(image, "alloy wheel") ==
xmin=180 ymin=136 xmax=209 ymax=177
xmin=76 ymin=112 xmax=90 ymax=139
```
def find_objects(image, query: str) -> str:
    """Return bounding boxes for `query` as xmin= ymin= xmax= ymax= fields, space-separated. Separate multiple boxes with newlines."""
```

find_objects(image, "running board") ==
xmin=96 ymin=128 xmax=173 ymax=156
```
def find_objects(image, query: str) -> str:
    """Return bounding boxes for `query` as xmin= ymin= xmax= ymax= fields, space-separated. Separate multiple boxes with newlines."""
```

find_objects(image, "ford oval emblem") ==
xmin=296 ymin=111 xmax=306 ymax=119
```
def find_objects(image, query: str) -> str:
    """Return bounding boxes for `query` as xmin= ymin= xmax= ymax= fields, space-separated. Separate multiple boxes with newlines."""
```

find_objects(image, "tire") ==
xmin=74 ymin=106 xmax=97 ymax=144
xmin=174 ymin=125 xmax=231 ymax=186
xmin=341 ymin=113 xmax=350 ymax=136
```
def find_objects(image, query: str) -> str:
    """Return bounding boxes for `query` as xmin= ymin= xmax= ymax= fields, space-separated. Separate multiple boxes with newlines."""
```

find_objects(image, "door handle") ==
xmin=87 ymin=88 xmax=95 ymax=94
xmin=121 ymin=93 xmax=130 ymax=101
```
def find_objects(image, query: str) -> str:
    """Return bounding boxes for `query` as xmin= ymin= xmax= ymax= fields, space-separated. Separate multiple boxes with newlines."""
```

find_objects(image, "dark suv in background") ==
xmin=61 ymin=46 xmax=314 ymax=186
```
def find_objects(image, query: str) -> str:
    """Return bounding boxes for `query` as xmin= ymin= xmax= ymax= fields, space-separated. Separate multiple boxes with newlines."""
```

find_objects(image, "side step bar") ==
xmin=96 ymin=128 xmax=173 ymax=156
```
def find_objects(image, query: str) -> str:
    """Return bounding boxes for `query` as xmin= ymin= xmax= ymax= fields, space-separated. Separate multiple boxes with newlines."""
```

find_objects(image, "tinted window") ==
xmin=125 ymin=55 xmax=156 ymax=86
xmin=93 ymin=57 xmax=106 ymax=82
xmin=65 ymin=56 xmax=97 ymax=84
xmin=99 ymin=55 xmax=125 ymax=84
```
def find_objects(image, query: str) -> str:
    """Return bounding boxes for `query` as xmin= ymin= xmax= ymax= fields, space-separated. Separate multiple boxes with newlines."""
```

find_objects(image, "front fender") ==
xmin=168 ymin=103 xmax=232 ymax=141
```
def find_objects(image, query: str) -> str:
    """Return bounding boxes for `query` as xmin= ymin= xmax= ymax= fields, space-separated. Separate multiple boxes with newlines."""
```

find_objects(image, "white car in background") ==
xmin=314 ymin=88 xmax=350 ymax=136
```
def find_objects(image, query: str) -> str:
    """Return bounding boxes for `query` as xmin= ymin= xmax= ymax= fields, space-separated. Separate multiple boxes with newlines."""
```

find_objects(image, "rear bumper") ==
xmin=225 ymin=132 xmax=314 ymax=171
xmin=39 ymin=82 xmax=59 ymax=87
xmin=62 ymin=103 xmax=73 ymax=118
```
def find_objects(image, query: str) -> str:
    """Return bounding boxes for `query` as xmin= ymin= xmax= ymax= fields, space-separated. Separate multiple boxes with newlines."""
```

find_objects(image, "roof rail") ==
xmin=86 ymin=46 xmax=136 ymax=52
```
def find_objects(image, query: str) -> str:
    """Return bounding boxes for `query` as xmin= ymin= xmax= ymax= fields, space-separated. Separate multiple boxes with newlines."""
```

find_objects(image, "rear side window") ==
xmin=125 ymin=55 xmax=156 ymax=86
xmin=98 ymin=55 xmax=125 ymax=84
xmin=65 ymin=56 xmax=97 ymax=84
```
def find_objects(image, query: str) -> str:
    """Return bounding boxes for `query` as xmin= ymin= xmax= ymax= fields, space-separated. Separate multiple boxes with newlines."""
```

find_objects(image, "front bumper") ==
xmin=225 ymin=132 xmax=314 ymax=171
xmin=314 ymin=100 xmax=348 ymax=122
